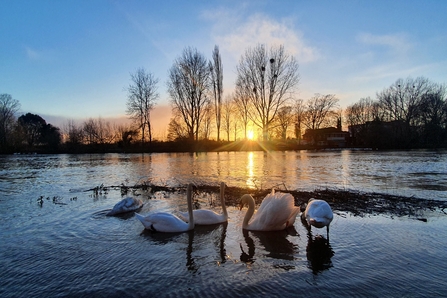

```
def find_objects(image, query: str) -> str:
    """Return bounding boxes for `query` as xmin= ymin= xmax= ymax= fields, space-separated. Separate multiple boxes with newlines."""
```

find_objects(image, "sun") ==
xmin=247 ymin=130 xmax=254 ymax=140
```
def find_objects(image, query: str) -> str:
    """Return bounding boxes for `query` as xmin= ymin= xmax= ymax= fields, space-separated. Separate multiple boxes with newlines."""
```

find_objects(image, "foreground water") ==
xmin=1 ymin=150 xmax=446 ymax=297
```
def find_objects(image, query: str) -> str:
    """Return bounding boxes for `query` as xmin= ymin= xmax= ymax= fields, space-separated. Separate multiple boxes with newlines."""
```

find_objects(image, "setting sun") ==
xmin=247 ymin=130 xmax=254 ymax=140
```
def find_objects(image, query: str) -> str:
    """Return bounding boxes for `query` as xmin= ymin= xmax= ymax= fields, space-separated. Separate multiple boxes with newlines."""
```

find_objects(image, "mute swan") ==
xmin=178 ymin=182 xmax=228 ymax=225
xmin=107 ymin=197 xmax=143 ymax=216
xmin=302 ymin=198 xmax=333 ymax=237
xmin=135 ymin=184 xmax=194 ymax=233
xmin=239 ymin=190 xmax=300 ymax=231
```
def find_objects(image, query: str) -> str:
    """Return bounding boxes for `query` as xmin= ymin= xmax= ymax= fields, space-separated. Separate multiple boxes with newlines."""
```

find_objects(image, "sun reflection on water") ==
xmin=246 ymin=152 xmax=255 ymax=188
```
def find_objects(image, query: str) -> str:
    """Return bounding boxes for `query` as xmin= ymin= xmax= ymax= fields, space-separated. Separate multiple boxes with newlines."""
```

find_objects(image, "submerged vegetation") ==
xmin=37 ymin=182 xmax=447 ymax=220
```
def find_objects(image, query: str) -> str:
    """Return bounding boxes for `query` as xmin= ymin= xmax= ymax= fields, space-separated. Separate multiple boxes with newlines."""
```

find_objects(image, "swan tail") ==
xmin=135 ymin=212 xmax=152 ymax=230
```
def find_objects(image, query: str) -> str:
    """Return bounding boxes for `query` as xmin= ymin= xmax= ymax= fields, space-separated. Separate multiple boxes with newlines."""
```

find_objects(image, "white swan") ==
xmin=107 ymin=197 xmax=143 ymax=216
xmin=239 ymin=190 xmax=300 ymax=231
xmin=178 ymin=182 xmax=228 ymax=225
xmin=135 ymin=184 xmax=194 ymax=233
xmin=302 ymin=198 xmax=333 ymax=236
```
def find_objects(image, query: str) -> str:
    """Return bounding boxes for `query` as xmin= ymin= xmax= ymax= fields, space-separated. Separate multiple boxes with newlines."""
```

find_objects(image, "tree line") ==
xmin=1 ymin=44 xmax=446 ymax=154
xmin=345 ymin=77 xmax=447 ymax=149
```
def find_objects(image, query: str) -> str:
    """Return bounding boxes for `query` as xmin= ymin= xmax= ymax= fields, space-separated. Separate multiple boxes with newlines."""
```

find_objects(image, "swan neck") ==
xmin=220 ymin=182 xmax=228 ymax=218
xmin=187 ymin=184 xmax=194 ymax=230
xmin=242 ymin=195 xmax=255 ymax=229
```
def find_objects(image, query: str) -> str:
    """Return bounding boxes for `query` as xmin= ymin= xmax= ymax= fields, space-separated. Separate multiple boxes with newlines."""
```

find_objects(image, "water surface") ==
xmin=1 ymin=151 xmax=446 ymax=297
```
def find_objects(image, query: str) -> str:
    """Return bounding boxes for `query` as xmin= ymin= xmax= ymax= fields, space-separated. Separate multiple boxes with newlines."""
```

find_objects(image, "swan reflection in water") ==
xmin=141 ymin=222 xmax=228 ymax=273
xmin=302 ymin=216 xmax=334 ymax=274
xmin=240 ymin=226 xmax=299 ymax=265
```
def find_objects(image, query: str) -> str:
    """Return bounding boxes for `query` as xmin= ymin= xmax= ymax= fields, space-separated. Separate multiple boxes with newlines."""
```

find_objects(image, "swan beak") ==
xmin=238 ymin=202 xmax=244 ymax=210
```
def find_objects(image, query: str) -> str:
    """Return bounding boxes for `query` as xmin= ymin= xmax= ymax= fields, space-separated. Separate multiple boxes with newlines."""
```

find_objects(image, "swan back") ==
xmin=240 ymin=191 xmax=300 ymax=231
xmin=107 ymin=197 xmax=143 ymax=216
xmin=135 ymin=184 xmax=194 ymax=233
xmin=178 ymin=182 xmax=227 ymax=225
xmin=304 ymin=198 xmax=333 ymax=228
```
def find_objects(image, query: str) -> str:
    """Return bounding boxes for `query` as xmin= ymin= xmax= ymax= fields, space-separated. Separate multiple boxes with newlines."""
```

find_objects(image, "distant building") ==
xmin=302 ymin=127 xmax=350 ymax=148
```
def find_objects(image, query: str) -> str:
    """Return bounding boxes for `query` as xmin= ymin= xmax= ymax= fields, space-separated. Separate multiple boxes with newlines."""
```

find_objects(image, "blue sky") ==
xmin=1 ymin=0 xmax=446 ymax=137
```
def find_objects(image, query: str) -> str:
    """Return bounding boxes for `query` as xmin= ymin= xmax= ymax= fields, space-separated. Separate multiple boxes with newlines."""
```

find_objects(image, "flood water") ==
xmin=1 ymin=150 xmax=446 ymax=297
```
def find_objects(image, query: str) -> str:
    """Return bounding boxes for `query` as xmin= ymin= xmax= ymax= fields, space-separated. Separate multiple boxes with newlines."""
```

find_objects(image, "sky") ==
xmin=1 ymin=0 xmax=446 ymax=139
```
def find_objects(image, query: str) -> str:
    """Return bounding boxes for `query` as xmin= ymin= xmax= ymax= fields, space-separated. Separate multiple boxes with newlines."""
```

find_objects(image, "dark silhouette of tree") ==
xmin=0 ymin=94 xmax=20 ymax=152
xmin=418 ymin=83 xmax=447 ymax=147
xmin=64 ymin=120 xmax=84 ymax=149
xmin=167 ymin=111 xmax=189 ymax=141
xmin=167 ymin=47 xmax=211 ymax=141
xmin=18 ymin=113 xmax=47 ymax=147
xmin=82 ymin=117 xmax=113 ymax=146
xmin=40 ymin=123 xmax=61 ymax=152
xmin=116 ymin=124 xmax=139 ymax=148
xmin=376 ymin=77 xmax=432 ymax=148
xmin=303 ymin=94 xmax=339 ymax=130
xmin=200 ymin=102 xmax=213 ymax=140
xmin=345 ymin=97 xmax=376 ymax=127
xmin=274 ymin=105 xmax=294 ymax=139
xmin=210 ymin=45 xmax=223 ymax=141
xmin=126 ymin=68 xmax=159 ymax=146
xmin=16 ymin=113 xmax=61 ymax=152
xmin=233 ymin=92 xmax=251 ymax=139
xmin=222 ymin=95 xmax=236 ymax=142
xmin=294 ymin=99 xmax=305 ymax=141
xmin=236 ymin=44 xmax=300 ymax=140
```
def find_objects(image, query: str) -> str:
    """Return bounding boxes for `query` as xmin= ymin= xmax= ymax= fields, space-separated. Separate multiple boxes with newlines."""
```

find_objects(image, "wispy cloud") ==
xmin=25 ymin=46 xmax=57 ymax=62
xmin=353 ymin=60 xmax=447 ymax=84
xmin=25 ymin=47 xmax=41 ymax=60
xmin=202 ymin=8 xmax=320 ymax=64
xmin=356 ymin=32 xmax=412 ymax=53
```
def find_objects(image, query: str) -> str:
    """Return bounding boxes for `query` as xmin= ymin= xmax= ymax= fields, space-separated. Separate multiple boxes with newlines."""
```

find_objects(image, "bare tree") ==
xmin=126 ymin=68 xmax=159 ymax=146
xmin=0 ymin=94 xmax=20 ymax=152
xmin=293 ymin=98 xmax=305 ymax=141
xmin=210 ymin=45 xmax=223 ymax=141
xmin=221 ymin=95 xmax=235 ymax=142
xmin=233 ymin=92 xmax=251 ymax=139
xmin=236 ymin=44 xmax=300 ymax=140
xmin=200 ymin=102 xmax=214 ymax=140
xmin=418 ymin=83 xmax=447 ymax=146
xmin=64 ymin=120 xmax=84 ymax=146
xmin=82 ymin=117 xmax=113 ymax=145
xmin=376 ymin=77 xmax=432 ymax=147
xmin=167 ymin=111 xmax=189 ymax=141
xmin=115 ymin=123 xmax=139 ymax=147
xmin=83 ymin=118 xmax=98 ymax=145
xmin=345 ymin=97 xmax=377 ymax=127
xmin=303 ymin=94 xmax=339 ymax=130
xmin=274 ymin=105 xmax=294 ymax=139
xmin=167 ymin=47 xmax=211 ymax=141
xmin=377 ymin=77 xmax=431 ymax=124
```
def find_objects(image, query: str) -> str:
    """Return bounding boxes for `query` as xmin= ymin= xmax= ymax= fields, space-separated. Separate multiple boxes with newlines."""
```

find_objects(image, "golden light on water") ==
xmin=246 ymin=151 xmax=255 ymax=188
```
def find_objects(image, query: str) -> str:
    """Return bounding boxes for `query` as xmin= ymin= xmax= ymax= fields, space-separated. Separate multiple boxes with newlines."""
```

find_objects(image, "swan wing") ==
xmin=107 ymin=197 xmax=143 ymax=215
xmin=250 ymin=192 xmax=297 ymax=231
xmin=286 ymin=205 xmax=301 ymax=227
xmin=179 ymin=209 xmax=226 ymax=225
xmin=255 ymin=191 xmax=276 ymax=214
xmin=135 ymin=212 xmax=189 ymax=233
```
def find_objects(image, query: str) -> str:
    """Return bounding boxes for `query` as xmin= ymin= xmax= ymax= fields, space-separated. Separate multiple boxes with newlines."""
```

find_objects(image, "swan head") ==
xmin=300 ymin=197 xmax=315 ymax=212
xmin=239 ymin=194 xmax=254 ymax=210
